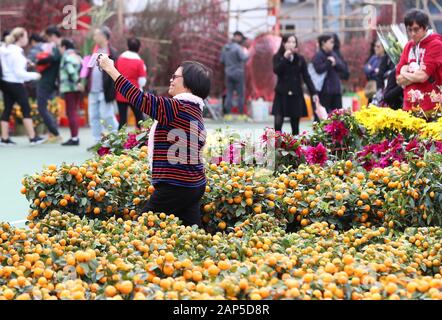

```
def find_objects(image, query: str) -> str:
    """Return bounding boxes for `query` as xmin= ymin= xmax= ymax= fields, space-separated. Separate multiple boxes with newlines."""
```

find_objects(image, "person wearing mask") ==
xmin=36 ymin=26 xmax=62 ymax=143
xmin=396 ymin=9 xmax=442 ymax=112
xmin=59 ymin=39 xmax=83 ymax=146
xmin=220 ymin=31 xmax=249 ymax=115
xmin=272 ymin=34 xmax=319 ymax=136
xmin=0 ymin=28 xmax=45 ymax=146
xmin=312 ymin=34 xmax=347 ymax=114
xmin=364 ymin=39 xmax=385 ymax=101
xmin=115 ymin=37 xmax=147 ymax=130
xmin=98 ymin=54 xmax=211 ymax=227
xmin=81 ymin=26 xmax=119 ymax=147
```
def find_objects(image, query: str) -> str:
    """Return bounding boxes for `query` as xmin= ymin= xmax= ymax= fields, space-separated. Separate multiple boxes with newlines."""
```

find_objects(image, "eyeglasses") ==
xmin=171 ymin=74 xmax=183 ymax=81
xmin=407 ymin=26 xmax=424 ymax=34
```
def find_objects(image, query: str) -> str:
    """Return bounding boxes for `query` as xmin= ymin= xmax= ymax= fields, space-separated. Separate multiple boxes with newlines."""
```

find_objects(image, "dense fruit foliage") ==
xmin=0 ymin=211 xmax=441 ymax=300
xmin=22 ymin=149 xmax=442 ymax=232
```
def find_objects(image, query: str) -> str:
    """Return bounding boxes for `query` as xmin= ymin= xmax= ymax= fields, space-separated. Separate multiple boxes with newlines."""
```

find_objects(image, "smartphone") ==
xmin=87 ymin=53 xmax=100 ymax=68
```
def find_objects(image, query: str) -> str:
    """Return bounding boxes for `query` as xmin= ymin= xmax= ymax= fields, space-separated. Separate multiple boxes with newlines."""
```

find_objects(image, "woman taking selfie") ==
xmin=272 ymin=34 xmax=319 ymax=135
xmin=98 ymin=54 xmax=211 ymax=227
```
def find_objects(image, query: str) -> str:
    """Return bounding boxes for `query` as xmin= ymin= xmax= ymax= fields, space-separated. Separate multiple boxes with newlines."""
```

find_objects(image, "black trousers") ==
xmin=0 ymin=81 xmax=32 ymax=121
xmin=142 ymin=183 xmax=206 ymax=227
xmin=274 ymin=115 xmax=300 ymax=136
xmin=117 ymin=101 xmax=146 ymax=130
xmin=319 ymin=93 xmax=343 ymax=114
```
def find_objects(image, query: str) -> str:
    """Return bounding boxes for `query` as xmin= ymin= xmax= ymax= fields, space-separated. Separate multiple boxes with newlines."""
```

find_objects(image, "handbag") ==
xmin=364 ymin=80 xmax=377 ymax=100
xmin=315 ymin=101 xmax=328 ymax=120
xmin=308 ymin=63 xmax=327 ymax=92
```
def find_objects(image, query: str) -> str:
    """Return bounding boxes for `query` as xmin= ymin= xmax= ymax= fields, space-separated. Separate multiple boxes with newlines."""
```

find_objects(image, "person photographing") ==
xmin=272 ymin=34 xmax=319 ymax=135
xmin=97 ymin=54 xmax=211 ymax=227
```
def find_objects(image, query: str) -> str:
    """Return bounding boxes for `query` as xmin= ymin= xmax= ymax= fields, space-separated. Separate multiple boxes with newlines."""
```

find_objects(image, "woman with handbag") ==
xmin=312 ymin=34 xmax=347 ymax=115
xmin=272 ymin=34 xmax=319 ymax=136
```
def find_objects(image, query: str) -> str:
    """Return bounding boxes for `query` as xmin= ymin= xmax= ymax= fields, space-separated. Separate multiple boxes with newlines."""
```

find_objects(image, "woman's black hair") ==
xmin=29 ymin=33 xmax=44 ymax=43
xmin=276 ymin=34 xmax=298 ymax=56
xmin=332 ymin=33 xmax=341 ymax=51
xmin=180 ymin=61 xmax=212 ymax=99
xmin=2 ymin=30 xmax=10 ymax=42
xmin=61 ymin=39 xmax=75 ymax=50
xmin=318 ymin=33 xmax=334 ymax=49
xmin=404 ymin=9 xmax=430 ymax=29
xmin=127 ymin=37 xmax=141 ymax=53
xmin=45 ymin=26 xmax=61 ymax=38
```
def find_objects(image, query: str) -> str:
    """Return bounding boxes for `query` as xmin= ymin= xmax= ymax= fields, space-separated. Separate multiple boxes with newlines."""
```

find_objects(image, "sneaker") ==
xmin=30 ymin=136 xmax=46 ymax=146
xmin=0 ymin=138 xmax=17 ymax=146
xmin=62 ymin=139 xmax=80 ymax=146
xmin=45 ymin=135 xmax=63 ymax=144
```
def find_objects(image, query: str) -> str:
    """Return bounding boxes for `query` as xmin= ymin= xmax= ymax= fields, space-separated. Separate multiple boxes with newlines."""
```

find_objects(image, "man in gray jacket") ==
xmin=221 ymin=31 xmax=249 ymax=115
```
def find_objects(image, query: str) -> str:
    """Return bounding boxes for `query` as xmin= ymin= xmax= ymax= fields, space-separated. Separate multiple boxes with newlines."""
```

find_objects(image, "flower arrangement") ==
xmin=357 ymin=135 xmax=442 ymax=171
xmin=354 ymin=105 xmax=427 ymax=136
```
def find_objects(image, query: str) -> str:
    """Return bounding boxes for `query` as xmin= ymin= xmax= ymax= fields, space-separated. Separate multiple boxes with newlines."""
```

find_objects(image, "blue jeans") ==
xmin=88 ymin=92 xmax=118 ymax=143
xmin=224 ymin=74 xmax=245 ymax=114
xmin=37 ymin=86 xmax=59 ymax=136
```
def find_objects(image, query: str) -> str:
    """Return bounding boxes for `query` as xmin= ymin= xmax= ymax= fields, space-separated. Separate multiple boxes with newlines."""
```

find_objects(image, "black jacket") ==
xmin=86 ymin=45 xmax=119 ymax=103
xmin=273 ymin=53 xmax=316 ymax=97
xmin=312 ymin=49 xmax=347 ymax=95
xmin=382 ymin=68 xmax=403 ymax=110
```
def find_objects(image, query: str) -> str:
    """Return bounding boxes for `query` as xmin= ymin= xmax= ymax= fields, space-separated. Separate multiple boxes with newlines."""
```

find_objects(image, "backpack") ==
xmin=36 ymin=51 xmax=51 ymax=73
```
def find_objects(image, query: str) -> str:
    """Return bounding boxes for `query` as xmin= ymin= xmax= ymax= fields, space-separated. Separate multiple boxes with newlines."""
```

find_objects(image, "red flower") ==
xmin=98 ymin=147 xmax=111 ymax=157
xmin=324 ymin=120 xmax=349 ymax=144
xmin=303 ymin=143 xmax=328 ymax=166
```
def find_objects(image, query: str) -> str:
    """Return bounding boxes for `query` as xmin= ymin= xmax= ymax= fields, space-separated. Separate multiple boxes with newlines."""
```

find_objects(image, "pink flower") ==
xmin=429 ymin=90 xmax=442 ymax=104
xmin=98 ymin=147 xmax=111 ymax=157
xmin=324 ymin=120 xmax=349 ymax=144
xmin=303 ymin=143 xmax=328 ymax=166
xmin=123 ymin=133 xmax=139 ymax=149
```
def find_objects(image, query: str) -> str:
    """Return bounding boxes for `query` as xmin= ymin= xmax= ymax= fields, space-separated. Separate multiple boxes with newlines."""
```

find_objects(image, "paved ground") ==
xmin=0 ymin=118 xmax=313 ymax=226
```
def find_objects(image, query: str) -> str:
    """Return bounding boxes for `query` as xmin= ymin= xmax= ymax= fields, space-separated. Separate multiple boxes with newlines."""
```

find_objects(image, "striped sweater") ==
xmin=115 ymin=75 xmax=207 ymax=188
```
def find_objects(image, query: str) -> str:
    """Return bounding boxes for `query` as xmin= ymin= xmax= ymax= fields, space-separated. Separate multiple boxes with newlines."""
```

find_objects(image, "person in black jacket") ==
xmin=81 ymin=26 xmax=119 ymax=145
xmin=272 ymin=34 xmax=319 ymax=136
xmin=376 ymin=54 xmax=395 ymax=91
xmin=312 ymin=34 xmax=347 ymax=114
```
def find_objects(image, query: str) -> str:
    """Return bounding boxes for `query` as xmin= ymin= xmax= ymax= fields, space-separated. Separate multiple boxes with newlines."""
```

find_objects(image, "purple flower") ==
xmin=435 ymin=141 xmax=442 ymax=153
xmin=303 ymin=143 xmax=328 ymax=166
xmin=324 ymin=120 xmax=349 ymax=144
xmin=98 ymin=147 xmax=111 ymax=157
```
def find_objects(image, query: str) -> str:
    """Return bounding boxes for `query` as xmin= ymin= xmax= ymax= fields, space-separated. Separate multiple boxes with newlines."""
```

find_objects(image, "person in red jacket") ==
xmin=397 ymin=9 xmax=442 ymax=111
xmin=115 ymin=37 xmax=147 ymax=129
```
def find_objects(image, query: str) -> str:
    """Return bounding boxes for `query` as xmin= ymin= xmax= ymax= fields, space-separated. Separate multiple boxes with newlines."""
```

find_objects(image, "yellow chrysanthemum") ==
xmin=355 ymin=105 xmax=441 ymax=140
